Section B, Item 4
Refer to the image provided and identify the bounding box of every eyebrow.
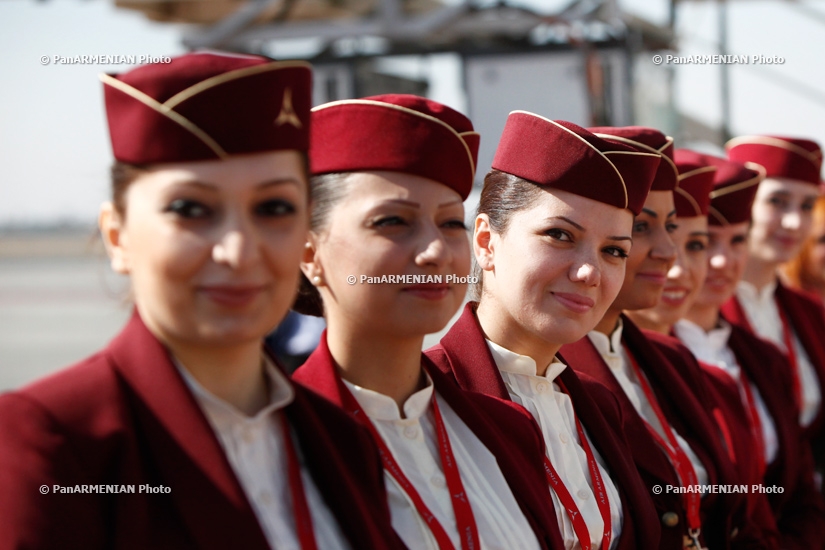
[639,208,677,219]
[171,178,303,190]
[551,216,632,242]
[690,231,710,238]
[379,198,464,209]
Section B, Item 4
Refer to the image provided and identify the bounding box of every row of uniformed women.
[2,50,825,550]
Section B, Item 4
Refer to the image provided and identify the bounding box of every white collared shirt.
[343,374,540,550]
[487,340,623,550]
[178,358,349,550]
[674,318,779,465]
[735,279,821,426]
[587,323,709,488]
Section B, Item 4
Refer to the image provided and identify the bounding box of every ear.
[300,233,323,283]
[474,214,497,271]
[99,201,130,274]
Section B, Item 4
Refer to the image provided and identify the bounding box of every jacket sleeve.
[0,393,107,550]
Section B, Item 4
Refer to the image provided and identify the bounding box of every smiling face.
[99,150,309,349]
[304,171,470,339]
[691,221,751,311]
[608,190,678,313]
[628,216,709,331]
[475,187,633,358]
[748,177,819,265]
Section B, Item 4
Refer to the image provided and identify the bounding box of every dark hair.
[472,169,545,300]
[110,162,148,217]
[292,172,352,317]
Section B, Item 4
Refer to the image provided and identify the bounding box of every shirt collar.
[176,355,294,431]
[485,339,567,382]
[588,318,624,359]
[737,278,777,305]
[342,372,434,422]
[674,318,731,356]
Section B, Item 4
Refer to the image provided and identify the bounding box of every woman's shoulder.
[1,348,127,435]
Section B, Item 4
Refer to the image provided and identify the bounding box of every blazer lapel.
[560,336,678,486]
[437,303,512,400]
[775,281,825,434]
[107,310,269,549]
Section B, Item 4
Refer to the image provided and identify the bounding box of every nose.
[212,216,260,270]
[415,223,453,268]
[667,262,684,280]
[570,251,601,287]
[782,210,802,231]
[708,250,727,270]
[651,227,677,265]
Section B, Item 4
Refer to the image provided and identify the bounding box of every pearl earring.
[312,275,323,286]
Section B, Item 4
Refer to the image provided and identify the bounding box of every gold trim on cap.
[512,112,628,208]
[100,73,228,159]
[708,167,763,199]
[674,186,703,217]
[313,99,477,180]
[708,206,730,226]
[678,165,717,182]
[725,135,823,167]
[164,60,311,109]
[593,132,679,182]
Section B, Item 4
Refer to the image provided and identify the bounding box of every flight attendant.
[560,127,765,549]
[292,95,559,550]
[724,136,825,478]
[782,195,825,304]
[426,113,663,550]
[627,150,782,546]
[0,52,400,550]
[663,151,825,549]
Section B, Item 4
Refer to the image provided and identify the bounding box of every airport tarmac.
[0,229,131,391]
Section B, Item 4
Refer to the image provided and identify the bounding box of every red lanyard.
[737,372,767,477]
[776,299,803,411]
[625,350,703,541]
[341,387,480,550]
[280,414,319,550]
[541,379,612,550]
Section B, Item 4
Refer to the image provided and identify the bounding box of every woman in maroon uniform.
[642,150,825,548]
[0,52,400,550]
[560,127,769,548]
[724,136,825,440]
[426,112,663,550]
[292,95,560,549]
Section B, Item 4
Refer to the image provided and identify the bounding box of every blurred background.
[2,0,825,390]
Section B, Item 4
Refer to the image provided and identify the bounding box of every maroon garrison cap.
[589,126,678,191]
[726,135,822,186]
[102,51,312,164]
[309,94,479,200]
[492,112,661,215]
[697,153,765,226]
[673,149,717,218]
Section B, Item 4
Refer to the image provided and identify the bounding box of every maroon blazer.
[0,311,401,550]
[424,303,661,550]
[725,323,825,549]
[293,330,562,550]
[722,280,825,440]
[561,316,768,549]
